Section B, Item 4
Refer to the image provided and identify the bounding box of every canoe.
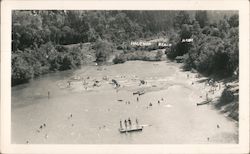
[197,99,211,106]
[119,126,143,133]
[133,90,145,95]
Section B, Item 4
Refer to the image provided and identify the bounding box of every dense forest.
[166,11,239,78]
[12,10,238,86]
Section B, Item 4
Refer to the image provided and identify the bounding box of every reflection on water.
[11,61,238,144]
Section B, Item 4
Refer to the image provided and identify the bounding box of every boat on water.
[119,126,143,133]
[133,90,145,96]
[197,99,212,106]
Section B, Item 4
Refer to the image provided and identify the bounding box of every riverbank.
[11,60,238,144]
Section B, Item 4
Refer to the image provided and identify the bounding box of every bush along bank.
[165,12,239,121]
[216,81,239,121]
[12,42,92,86]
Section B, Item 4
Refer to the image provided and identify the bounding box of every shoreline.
[12,59,239,122]
[173,61,239,122]
[11,60,238,144]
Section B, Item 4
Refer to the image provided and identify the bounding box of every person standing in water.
[124,120,127,129]
[120,120,123,129]
[48,91,50,99]
[128,118,131,127]
[67,81,71,88]
[136,118,139,127]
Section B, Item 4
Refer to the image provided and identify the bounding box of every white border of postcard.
[1,0,249,153]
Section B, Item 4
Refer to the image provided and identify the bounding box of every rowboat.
[196,99,212,106]
[119,126,143,133]
[133,90,145,95]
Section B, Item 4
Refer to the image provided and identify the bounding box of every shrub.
[12,53,33,85]
[155,50,163,61]
[113,54,127,64]
[94,39,113,63]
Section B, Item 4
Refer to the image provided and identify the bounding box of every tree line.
[167,11,238,78]
[12,10,238,85]
[12,10,177,85]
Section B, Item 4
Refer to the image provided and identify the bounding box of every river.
[11,61,238,144]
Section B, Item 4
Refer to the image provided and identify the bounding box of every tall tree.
[195,11,208,28]
[173,11,191,30]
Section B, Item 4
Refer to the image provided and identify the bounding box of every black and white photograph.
[1,0,249,153]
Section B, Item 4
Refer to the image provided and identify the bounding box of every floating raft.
[119,126,143,133]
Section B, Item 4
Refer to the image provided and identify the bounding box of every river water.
[11,61,238,144]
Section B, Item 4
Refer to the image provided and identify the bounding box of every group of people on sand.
[120,118,139,129]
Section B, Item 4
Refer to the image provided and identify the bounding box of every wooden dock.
[119,126,143,133]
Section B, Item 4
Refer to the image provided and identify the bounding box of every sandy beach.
[11,60,238,144]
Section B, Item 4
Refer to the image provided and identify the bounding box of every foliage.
[167,13,239,78]
[173,11,191,30]
[228,14,239,28]
[155,50,163,61]
[94,39,114,63]
[12,52,33,85]
[195,11,208,28]
[113,54,127,64]
[12,10,239,85]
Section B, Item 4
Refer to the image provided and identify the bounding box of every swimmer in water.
[48,91,50,99]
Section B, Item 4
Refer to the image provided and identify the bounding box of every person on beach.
[68,81,71,87]
[149,102,152,106]
[158,100,160,104]
[137,97,139,102]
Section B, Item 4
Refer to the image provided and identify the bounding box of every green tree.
[155,50,163,61]
[228,14,239,28]
[94,39,113,63]
[195,11,208,28]
[173,11,191,30]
